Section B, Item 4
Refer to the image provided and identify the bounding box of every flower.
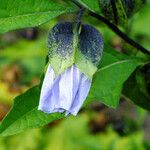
[38,64,91,116]
[38,22,103,116]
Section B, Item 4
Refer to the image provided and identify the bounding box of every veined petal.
[67,75,91,116]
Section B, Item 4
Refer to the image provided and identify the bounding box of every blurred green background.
[0,2,150,150]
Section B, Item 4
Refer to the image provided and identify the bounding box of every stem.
[75,7,84,34]
[72,0,150,55]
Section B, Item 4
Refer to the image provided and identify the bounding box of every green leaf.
[87,45,141,107]
[0,0,76,34]
[99,0,128,26]
[77,0,100,12]
[123,71,150,111]
[122,0,147,17]
[136,69,150,98]
[0,44,143,136]
[131,3,150,36]
[99,0,146,27]
[115,0,128,26]
[0,86,64,136]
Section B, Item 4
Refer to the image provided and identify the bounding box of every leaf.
[87,45,141,107]
[76,0,100,12]
[136,69,150,98]
[122,0,147,17]
[0,45,142,136]
[123,71,150,111]
[99,0,128,26]
[99,0,146,27]
[131,3,150,36]
[115,0,128,26]
[0,0,76,34]
[0,86,64,136]
[0,114,144,149]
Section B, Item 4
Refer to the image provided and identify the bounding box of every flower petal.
[38,64,91,116]
[67,75,91,116]
[52,65,81,112]
[38,64,56,112]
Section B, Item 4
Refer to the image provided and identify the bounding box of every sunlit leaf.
[87,45,141,107]
[0,0,76,33]
[0,86,64,136]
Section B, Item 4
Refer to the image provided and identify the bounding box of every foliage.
[0,114,146,150]
[0,0,149,137]
[0,0,76,33]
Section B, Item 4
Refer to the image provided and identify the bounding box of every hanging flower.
[38,22,103,116]
[38,64,91,116]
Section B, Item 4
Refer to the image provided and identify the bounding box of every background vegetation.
[0,0,150,149]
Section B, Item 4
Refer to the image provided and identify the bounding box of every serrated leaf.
[0,0,76,34]
[0,86,64,136]
[87,46,140,107]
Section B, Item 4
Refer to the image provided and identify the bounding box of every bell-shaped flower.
[38,64,91,116]
[38,22,103,116]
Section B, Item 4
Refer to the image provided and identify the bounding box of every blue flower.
[38,64,91,116]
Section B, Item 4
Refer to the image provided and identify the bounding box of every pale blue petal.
[38,64,56,112]
[67,75,91,116]
[38,64,91,116]
[51,65,81,112]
